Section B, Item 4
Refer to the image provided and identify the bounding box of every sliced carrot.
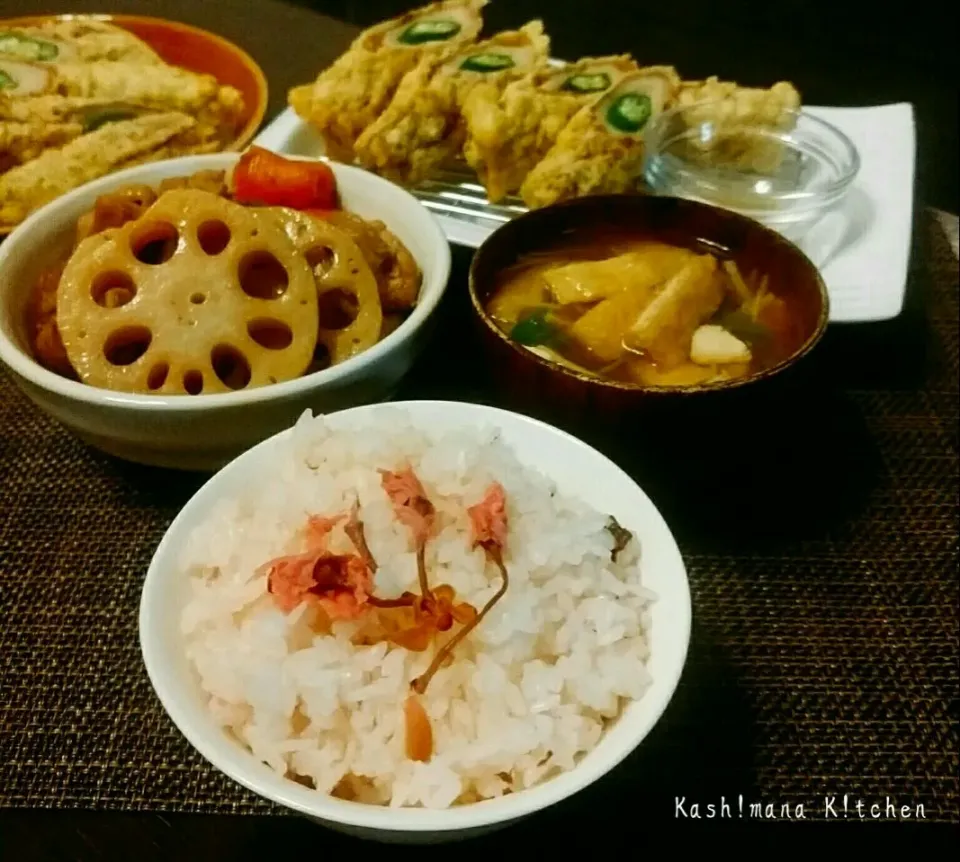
[404,694,433,762]
[232,146,338,210]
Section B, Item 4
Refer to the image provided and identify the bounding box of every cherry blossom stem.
[411,544,508,695]
[415,542,430,598]
[345,505,377,573]
[366,594,416,609]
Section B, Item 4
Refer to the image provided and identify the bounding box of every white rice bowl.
[141,401,690,838]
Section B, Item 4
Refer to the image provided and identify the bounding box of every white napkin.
[794,104,915,323]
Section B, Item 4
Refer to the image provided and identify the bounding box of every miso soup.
[485,228,804,388]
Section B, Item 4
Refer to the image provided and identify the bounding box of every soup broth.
[485,227,803,388]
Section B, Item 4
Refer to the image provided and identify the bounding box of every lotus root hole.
[247,318,293,350]
[305,245,335,277]
[306,342,331,376]
[211,344,252,390]
[146,362,169,391]
[379,254,397,276]
[197,220,231,255]
[317,288,359,330]
[130,221,179,265]
[103,326,152,366]
[183,370,204,395]
[190,292,207,305]
[91,271,137,308]
[239,251,289,299]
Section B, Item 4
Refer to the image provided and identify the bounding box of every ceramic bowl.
[0,154,451,471]
[139,399,691,842]
[468,194,829,424]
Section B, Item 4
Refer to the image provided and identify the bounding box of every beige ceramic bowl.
[0,154,451,471]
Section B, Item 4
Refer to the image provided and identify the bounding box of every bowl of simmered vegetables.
[468,193,829,420]
[0,148,450,471]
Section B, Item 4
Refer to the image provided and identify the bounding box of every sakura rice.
[180,408,657,809]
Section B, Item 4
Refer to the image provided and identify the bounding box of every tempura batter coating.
[55,61,225,112]
[0,119,83,170]
[0,112,194,227]
[354,21,550,186]
[673,77,800,127]
[0,19,162,64]
[671,78,801,173]
[49,61,244,148]
[1,94,129,124]
[288,0,487,162]
[520,66,680,209]
[112,127,223,171]
[462,54,638,203]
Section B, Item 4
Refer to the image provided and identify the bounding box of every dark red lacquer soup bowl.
[468,194,829,424]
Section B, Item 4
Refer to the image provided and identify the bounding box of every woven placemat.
[0,211,956,822]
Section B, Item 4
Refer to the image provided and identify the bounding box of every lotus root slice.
[254,207,383,370]
[55,189,319,395]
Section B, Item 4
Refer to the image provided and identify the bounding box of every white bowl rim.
[0,153,451,412]
[139,399,692,833]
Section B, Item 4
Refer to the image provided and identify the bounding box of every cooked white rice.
[180,408,656,808]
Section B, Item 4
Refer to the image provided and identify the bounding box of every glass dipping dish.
[643,102,860,243]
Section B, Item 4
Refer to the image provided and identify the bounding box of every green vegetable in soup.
[605,92,653,134]
[397,19,462,45]
[561,72,612,94]
[460,52,515,73]
[0,68,14,90]
[509,307,559,346]
[0,32,59,62]
[715,309,772,345]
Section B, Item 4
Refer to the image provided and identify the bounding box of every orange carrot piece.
[232,146,338,210]
[404,694,433,762]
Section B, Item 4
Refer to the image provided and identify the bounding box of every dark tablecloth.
[0,0,957,852]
